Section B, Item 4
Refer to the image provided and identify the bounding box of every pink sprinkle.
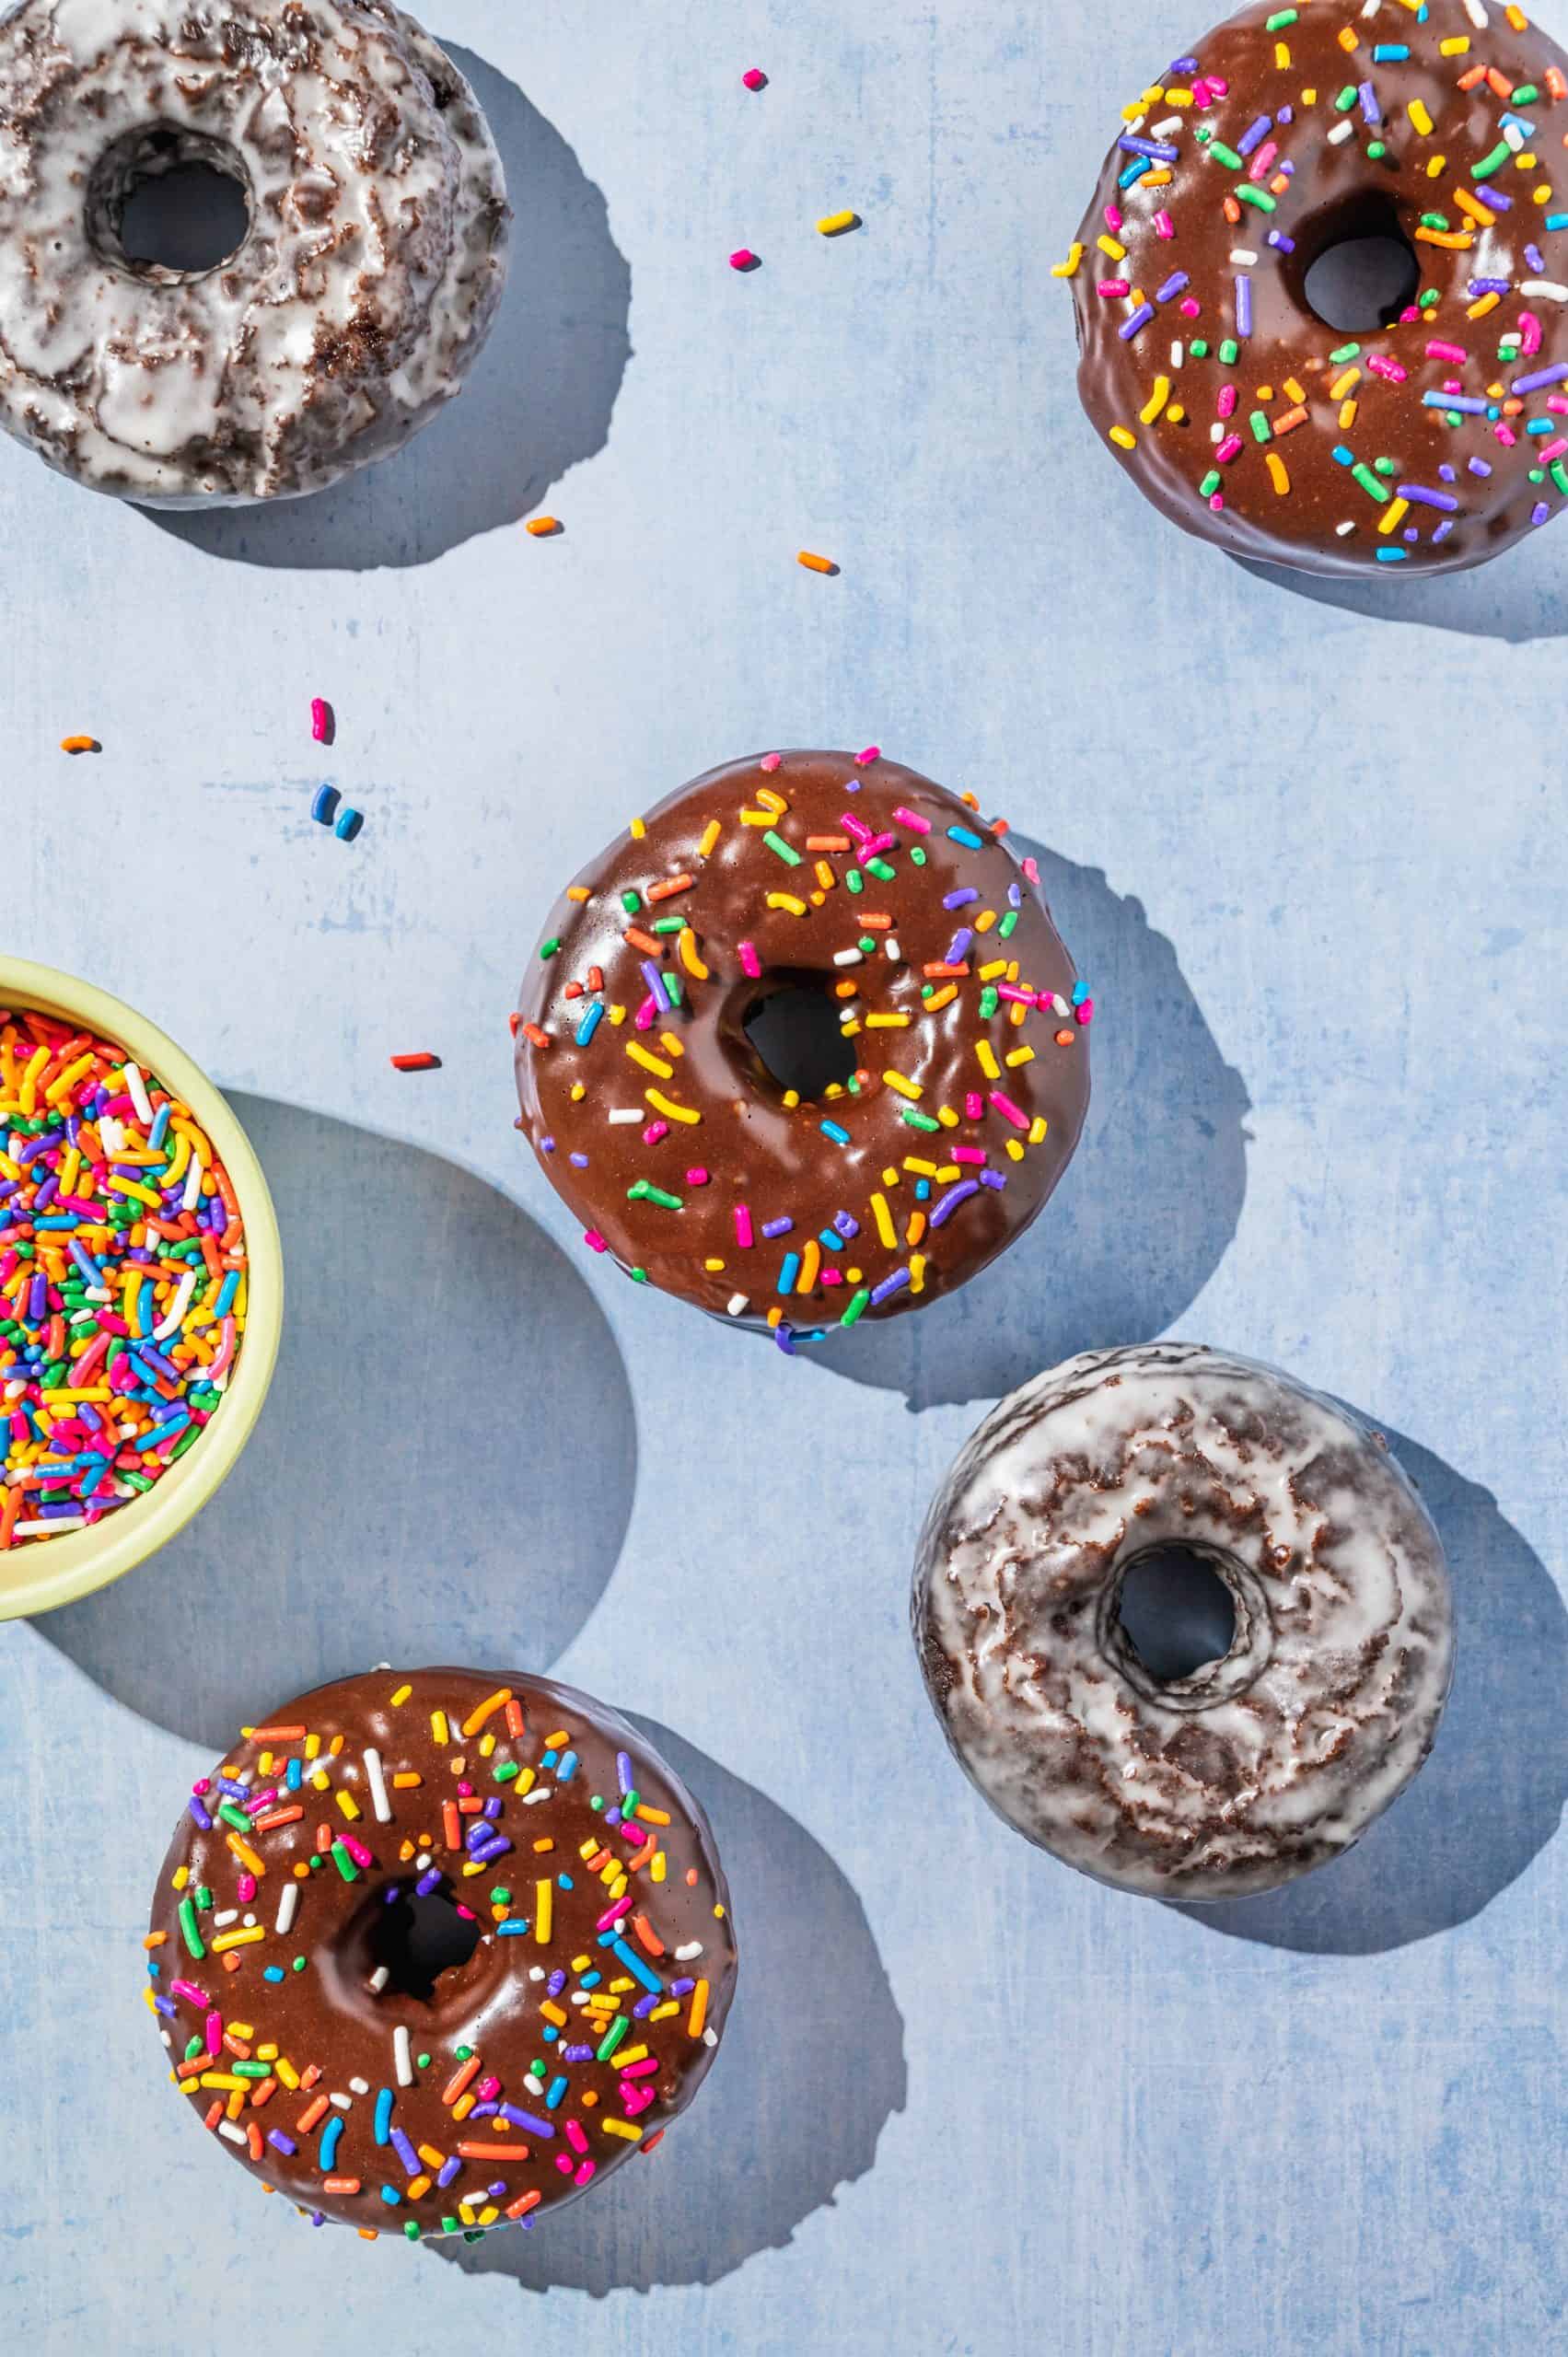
[597,1898,632,1933]
[1180,297,1202,319]
[1105,203,1123,233]
[1249,142,1277,182]
[643,1120,669,1144]
[1520,310,1544,357]
[734,1204,754,1248]
[574,2160,597,2186]
[1098,279,1132,298]
[964,1091,984,1120]
[820,1267,844,1285]
[342,1835,374,1869]
[310,696,333,745]
[1215,434,1243,465]
[621,2088,656,2117]
[1020,855,1040,884]
[759,753,782,772]
[998,984,1033,1004]
[1367,355,1406,384]
[584,1229,609,1253]
[204,2011,223,2056]
[854,745,880,764]
[1208,491,1226,512]
[1217,384,1238,420]
[742,67,767,90]
[1155,211,1175,239]
[1075,999,1095,1026]
[1541,436,1568,464]
[952,1146,988,1165]
[729,248,759,271]
[478,2075,501,2100]
[892,804,931,832]
[738,940,761,977]
[171,1980,208,2007]
[1427,341,1469,365]
[989,1091,1028,1130]
[1494,423,1518,447]
[620,2058,661,2079]
[565,2118,589,2154]
[634,995,657,1030]
[686,1166,710,1185]
[237,1873,257,1904]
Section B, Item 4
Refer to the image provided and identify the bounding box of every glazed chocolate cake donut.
[913,1344,1456,1899]
[1065,0,1568,575]
[143,1669,738,2238]
[0,0,508,503]
[514,750,1092,1347]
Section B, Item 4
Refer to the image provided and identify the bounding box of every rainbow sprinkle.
[0,1010,247,1550]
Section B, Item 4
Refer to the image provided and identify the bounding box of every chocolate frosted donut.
[913,1344,1456,1899]
[1065,0,1568,575]
[514,750,1092,1346]
[143,1669,737,2238]
[0,0,508,503]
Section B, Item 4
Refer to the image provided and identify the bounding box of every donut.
[513,749,1092,1347]
[1064,0,1568,575]
[0,0,508,504]
[912,1344,1455,1898]
[143,1668,738,2238]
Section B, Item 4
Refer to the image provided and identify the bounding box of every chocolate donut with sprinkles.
[1063,0,1568,575]
[513,750,1092,1348]
[143,1669,738,2241]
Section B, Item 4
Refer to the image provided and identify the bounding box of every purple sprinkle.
[415,1867,443,1896]
[1526,245,1547,277]
[639,959,670,1013]
[616,1750,633,1795]
[1469,457,1494,478]
[1469,277,1511,297]
[188,1796,213,1830]
[941,888,979,911]
[1155,272,1190,305]
[869,1268,912,1306]
[1531,502,1552,525]
[1236,114,1272,157]
[946,928,975,964]
[391,2127,420,2174]
[979,1168,1008,1192]
[1358,81,1380,125]
[1235,276,1252,339]
[436,2155,463,2189]
[1119,133,1179,163]
[669,1976,697,1997]
[1119,304,1155,342]
[1514,363,1568,396]
[833,1211,860,1239]
[760,1215,793,1240]
[497,2107,556,2138]
[929,1179,981,1229]
[1397,484,1458,512]
[267,2131,298,2156]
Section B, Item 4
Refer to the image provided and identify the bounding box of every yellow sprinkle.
[1005,1046,1035,1068]
[1378,496,1411,537]
[871,1191,898,1248]
[600,2118,643,2141]
[629,818,646,840]
[536,1880,553,1945]
[766,892,808,915]
[881,1070,923,1101]
[1438,37,1469,55]
[1265,451,1291,496]
[697,819,721,858]
[817,209,859,236]
[335,1791,360,1822]
[974,1040,1001,1082]
[566,885,592,902]
[625,1042,674,1077]
[209,1927,266,1954]
[645,1088,701,1124]
[1097,234,1126,261]
[864,1013,910,1028]
[1329,366,1361,400]
[1467,291,1500,319]
[389,1683,412,1706]
[1339,399,1358,430]
[1109,424,1137,451]
[431,1711,448,1746]
[1408,99,1434,136]
[1139,375,1171,426]
[677,927,709,981]
[1051,242,1086,278]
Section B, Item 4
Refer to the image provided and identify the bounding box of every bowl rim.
[0,954,284,1620]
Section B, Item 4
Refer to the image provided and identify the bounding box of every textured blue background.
[2,3,1564,2351]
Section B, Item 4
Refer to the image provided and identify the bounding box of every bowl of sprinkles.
[0,956,283,1616]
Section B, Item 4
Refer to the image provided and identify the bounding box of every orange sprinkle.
[526,517,563,537]
[796,550,837,574]
[442,2055,482,2107]
[59,735,99,754]
[645,875,694,903]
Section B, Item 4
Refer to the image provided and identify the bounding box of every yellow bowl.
[0,956,284,1620]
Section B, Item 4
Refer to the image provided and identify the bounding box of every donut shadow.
[808,843,1251,1411]
[32,1095,637,1747]
[141,46,631,570]
[1237,524,1568,644]
[1171,1424,1567,1955]
[428,1716,907,2294]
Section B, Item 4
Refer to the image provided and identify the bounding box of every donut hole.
[365,1885,483,2003]
[87,125,251,282]
[1298,195,1420,333]
[1115,1547,1237,1683]
[740,974,859,1102]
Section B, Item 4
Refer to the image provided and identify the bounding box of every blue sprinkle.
[309,784,339,826]
[374,2088,394,2145]
[333,806,364,842]
[575,1003,604,1047]
[820,1120,851,1145]
[946,825,984,849]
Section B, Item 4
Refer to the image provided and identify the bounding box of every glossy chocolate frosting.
[1068,0,1568,575]
[0,0,508,503]
[144,1669,738,2238]
[913,1344,1456,1899]
[514,750,1092,1345]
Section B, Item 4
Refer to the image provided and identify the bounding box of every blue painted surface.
[0,3,1563,2351]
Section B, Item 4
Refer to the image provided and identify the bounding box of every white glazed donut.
[912,1343,1456,1900]
[0,0,508,502]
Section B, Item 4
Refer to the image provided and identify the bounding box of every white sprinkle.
[1151,116,1182,139]
[414,1852,433,1873]
[703,2027,718,2047]
[213,1909,238,1927]
[393,2025,412,2086]
[16,1517,85,1535]
[1504,122,1525,153]
[99,1116,125,1154]
[1228,249,1259,266]
[1210,422,1226,445]
[122,1062,155,1126]
[607,1108,642,1124]
[152,1268,198,1341]
[367,1965,389,1994]
[364,1747,391,1823]
[181,1155,203,1213]
[522,1785,552,1805]
[1521,281,1568,304]
[348,2076,370,2096]
[1464,0,1487,26]
[528,1966,547,1982]
[726,1294,749,1318]
[674,1940,704,1961]
[524,2073,546,2096]
[1329,120,1354,145]
[1337,519,1356,537]
[241,1912,257,1928]
[217,2119,249,2145]
[832,947,863,966]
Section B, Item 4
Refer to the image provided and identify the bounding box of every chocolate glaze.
[514,751,1092,1343]
[1070,0,1568,575]
[0,1,508,503]
[913,1344,1456,1899]
[145,1669,737,2237]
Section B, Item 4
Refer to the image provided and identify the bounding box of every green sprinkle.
[652,915,685,935]
[629,1268,649,1283]
[1373,456,1399,477]
[494,1760,520,1784]
[233,2060,271,2079]
[1420,213,1450,232]
[627,1180,683,1211]
[979,986,999,1019]
[489,1888,511,1906]
[1552,462,1568,500]
[178,1898,204,1960]
[456,2046,474,2062]
[865,857,897,881]
[1249,410,1272,444]
[1199,469,1223,498]
[1190,337,1210,358]
[846,868,864,894]
[291,1956,307,1972]
[1219,339,1239,366]
[840,1286,871,1328]
[1352,462,1389,505]
[330,1840,358,1882]
[1330,343,1362,364]
[762,830,801,866]
[900,1107,942,1132]
[215,1803,250,1834]
[597,2014,631,2062]
[622,1790,640,1814]
[1335,86,1358,113]
[417,2053,432,2069]
[1472,142,1511,182]
[1235,185,1276,214]
[1207,141,1244,169]
[1264,7,1297,26]
[910,845,927,866]
[1513,85,1539,105]
[540,937,562,958]
[404,2223,422,2242]
[858,935,877,955]
[1366,141,1386,162]
[997,909,1019,940]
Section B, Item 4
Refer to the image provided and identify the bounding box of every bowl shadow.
[810,842,1252,1409]
[142,44,632,570]
[1170,1422,1567,1955]
[1237,524,1568,644]
[32,1094,637,1747]
[430,1716,907,2294]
